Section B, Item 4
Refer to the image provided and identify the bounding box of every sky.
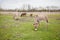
[0,0,60,9]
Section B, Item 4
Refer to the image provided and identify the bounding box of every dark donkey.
[33,15,48,31]
[21,12,26,17]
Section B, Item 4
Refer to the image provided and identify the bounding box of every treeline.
[0,9,60,12]
[0,4,60,12]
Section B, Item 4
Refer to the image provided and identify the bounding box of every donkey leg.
[45,19,48,30]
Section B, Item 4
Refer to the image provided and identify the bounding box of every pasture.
[0,12,60,40]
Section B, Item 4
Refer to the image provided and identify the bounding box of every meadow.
[0,12,60,40]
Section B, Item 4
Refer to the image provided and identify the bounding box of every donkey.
[33,15,48,31]
[21,12,26,17]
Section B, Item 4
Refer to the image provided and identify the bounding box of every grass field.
[0,13,60,40]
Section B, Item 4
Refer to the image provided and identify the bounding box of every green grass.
[0,14,60,40]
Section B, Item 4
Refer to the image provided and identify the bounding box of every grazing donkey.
[21,12,26,17]
[30,14,33,17]
[33,15,48,31]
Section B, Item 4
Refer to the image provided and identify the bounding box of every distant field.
[0,11,60,15]
[0,12,60,40]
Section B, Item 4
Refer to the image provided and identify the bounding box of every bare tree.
[27,4,31,10]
